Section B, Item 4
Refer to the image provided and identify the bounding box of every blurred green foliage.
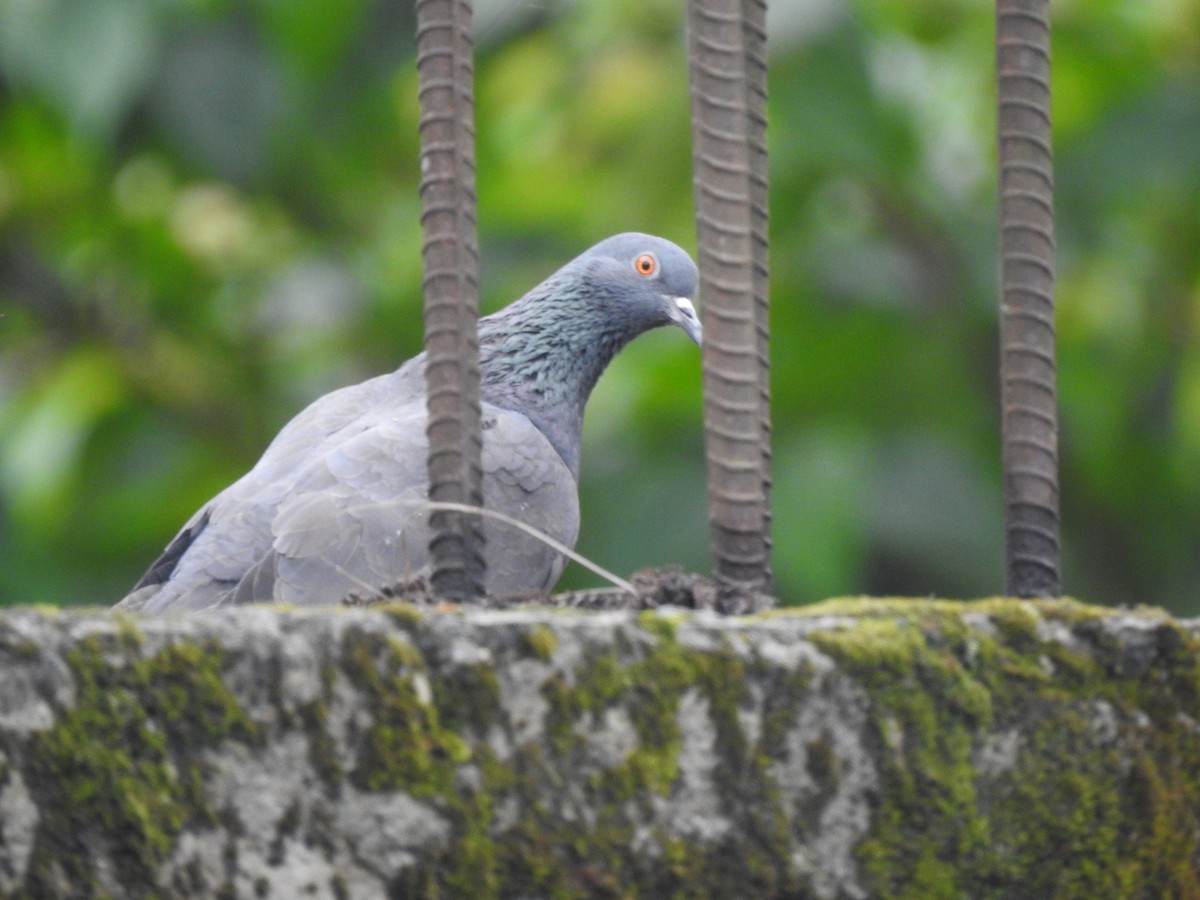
[0,0,1197,612]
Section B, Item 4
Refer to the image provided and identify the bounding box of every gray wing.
[121,384,579,611]
[260,403,579,604]
[118,366,424,611]
[477,407,580,593]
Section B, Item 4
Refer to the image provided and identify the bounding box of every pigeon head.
[573,233,702,346]
[479,232,701,476]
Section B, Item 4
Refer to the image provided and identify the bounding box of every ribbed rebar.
[687,0,773,599]
[417,0,485,600]
[997,0,1061,597]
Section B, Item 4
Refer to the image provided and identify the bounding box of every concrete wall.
[0,598,1196,898]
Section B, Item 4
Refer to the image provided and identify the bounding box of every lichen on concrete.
[800,597,1200,899]
[0,599,1193,898]
[18,627,257,896]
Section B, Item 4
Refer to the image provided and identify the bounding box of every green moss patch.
[481,616,814,897]
[806,599,1200,899]
[22,633,257,896]
[341,629,468,795]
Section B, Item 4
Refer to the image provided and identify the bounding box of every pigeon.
[117,233,701,612]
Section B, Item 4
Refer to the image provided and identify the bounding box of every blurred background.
[0,0,1197,613]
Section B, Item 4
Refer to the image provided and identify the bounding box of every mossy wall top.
[0,599,1195,899]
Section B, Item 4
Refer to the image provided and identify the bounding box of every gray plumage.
[117,233,700,612]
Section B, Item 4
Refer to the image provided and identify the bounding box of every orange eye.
[634,253,657,276]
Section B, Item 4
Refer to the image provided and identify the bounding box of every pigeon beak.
[667,296,703,346]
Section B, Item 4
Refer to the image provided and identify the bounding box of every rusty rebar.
[417,0,486,600]
[687,0,773,599]
[742,0,772,588]
[997,0,1061,597]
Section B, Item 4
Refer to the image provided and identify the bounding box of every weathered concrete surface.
[0,598,1196,898]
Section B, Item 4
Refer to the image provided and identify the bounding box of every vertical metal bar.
[687,0,773,598]
[742,0,772,589]
[417,0,486,600]
[997,0,1061,597]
